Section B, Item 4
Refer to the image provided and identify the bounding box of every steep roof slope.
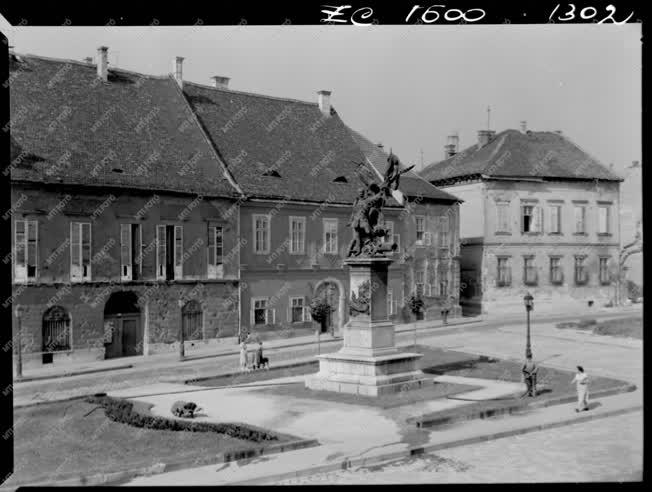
[347,126,461,203]
[182,82,392,205]
[8,53,240,197]
[420,129,622,183]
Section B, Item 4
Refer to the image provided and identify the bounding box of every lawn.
[556,316,642,339]
[6,398,299,487]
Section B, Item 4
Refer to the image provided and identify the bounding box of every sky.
[0,21,641,176]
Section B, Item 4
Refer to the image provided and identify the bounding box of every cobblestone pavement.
[274,410,643,484]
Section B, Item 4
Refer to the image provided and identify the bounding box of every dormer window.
[262,169,281,178]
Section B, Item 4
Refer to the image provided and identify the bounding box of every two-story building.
[420,123,623,314]
[9,46,463,369]
[9,50,243,368]
[181,65,463,335]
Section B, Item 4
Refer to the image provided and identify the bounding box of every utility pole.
[420,148,424,171]
[487,106,491,130]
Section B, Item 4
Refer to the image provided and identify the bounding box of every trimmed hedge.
[86,395,279,443]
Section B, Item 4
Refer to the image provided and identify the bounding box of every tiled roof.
[182,82,393,205]
[420,129,623,183]
[347,126,461,202]
[8,54,240,197]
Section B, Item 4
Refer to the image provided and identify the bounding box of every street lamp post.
[178,298,185,360]
[15,305,24,379]
[523,292,534,359]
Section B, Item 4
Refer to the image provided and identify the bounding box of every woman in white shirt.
[571,365,589,412]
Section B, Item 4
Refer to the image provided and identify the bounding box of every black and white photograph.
[0,4,643,486]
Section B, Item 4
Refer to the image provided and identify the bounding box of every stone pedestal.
[305,256,427,396]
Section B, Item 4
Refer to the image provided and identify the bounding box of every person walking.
[239,341,248,372]
[571,365,589,412]
[521,356,538,397]
[257,341,269,370]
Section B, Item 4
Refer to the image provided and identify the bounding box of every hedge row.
[86,395,279,443]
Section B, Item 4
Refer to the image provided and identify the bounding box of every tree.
[407,293,424,350]
[616,220,643,305]
[310,298,333,335]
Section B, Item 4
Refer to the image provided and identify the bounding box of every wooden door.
[121,316,143,357]
[104,317,122,359]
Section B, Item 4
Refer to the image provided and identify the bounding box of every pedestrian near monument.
[440,296,453,325]
[521,356,538,397]
[571,365,590,412]
[257,341,269,370]
[239,341,248,372]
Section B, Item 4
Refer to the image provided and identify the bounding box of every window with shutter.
[121,224,132,281]
[252,298,268,325]
[254,215,270,254]
[599,257,611,284]
[598,206,609,234]
[439,216,449,247]
[497,257,511,286]
[574,205,586,233]
[496,201,510,232]
[70,222,91,281]
[14,220,38,281]
[174,225,183,279]
[323,218,338,254]
[156,225,166,280]
[550,257,563,284]
[290,297,305,323]
[289,217,306,254]
[415,216,425,244]
[208,226,224,279]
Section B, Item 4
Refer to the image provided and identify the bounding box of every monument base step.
[305,372,430,396]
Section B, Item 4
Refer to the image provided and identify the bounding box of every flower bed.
[86,395,279,442]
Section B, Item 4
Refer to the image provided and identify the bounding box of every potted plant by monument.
[407,293,424,350]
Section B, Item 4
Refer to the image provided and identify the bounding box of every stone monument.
[305,153,428,396]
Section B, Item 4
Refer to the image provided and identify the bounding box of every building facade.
[420,125,622,314]
[8,50,243,369]
[8,47,462,369]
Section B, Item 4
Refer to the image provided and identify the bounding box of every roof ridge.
[11,52,169,80]
[183,80,320,107]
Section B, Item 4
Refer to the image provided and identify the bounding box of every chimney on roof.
[317,90,332,117]
[97,46,108,81]
[173,56,184,87]
[83,57,93,64]
[477,130,494,148]
[444,134,459,159]
[210,75,230,89]
[520,120,527,133]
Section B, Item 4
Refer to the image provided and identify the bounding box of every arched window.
[182,300,203,341]
[42,306,71,363]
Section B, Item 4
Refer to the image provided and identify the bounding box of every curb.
[182,359,319,385]
[13,358,321,408]
[12,318,482,385]
[410,382,637,428]
[14,363,134,383]
[5,437,320,489]
[234,404,642,485]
